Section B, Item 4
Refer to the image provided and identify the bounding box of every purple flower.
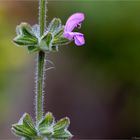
[63,13,85,46]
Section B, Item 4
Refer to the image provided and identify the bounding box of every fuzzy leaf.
[21,113,36,131]
[11,113,37,138]
[53,117,70,131]
[48,18,62,33]
[53,130,73,139]
[54,26,64,38]
[14,36,38,46]
[39,112,54,136]
[14,23,38,46]
[39,126,53,136]
[16,23,36,37]
[52,26,70,46]
[32,24,40,38]
[52,117,72,139]
[52,37,70,46]
[39,112,54,127]
[12,125,34,138]
[40,32,53,51]
[28,46,39,53]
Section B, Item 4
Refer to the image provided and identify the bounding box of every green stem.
[35,0,47,124]
[36,51,45,123]
[39,0,47,36]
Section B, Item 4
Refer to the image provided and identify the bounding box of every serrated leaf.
[53,130,73,139]
[53,117,70,131]
[48,18,62,33]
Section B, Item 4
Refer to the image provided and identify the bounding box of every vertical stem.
[39,0,47,36]
[36,51,45,123]
[35,0,47,124]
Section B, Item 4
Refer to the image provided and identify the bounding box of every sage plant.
[11,0,85,139]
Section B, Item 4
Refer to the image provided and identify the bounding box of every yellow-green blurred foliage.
[0,1,30,130]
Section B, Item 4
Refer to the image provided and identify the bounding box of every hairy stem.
[35,0,47,124]
[39,0,47,36]
[36,51,45,124]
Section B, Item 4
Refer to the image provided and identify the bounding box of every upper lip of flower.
[63,12,85,46]
[64,12,85,32]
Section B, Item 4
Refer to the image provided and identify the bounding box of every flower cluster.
[13,13,85,53]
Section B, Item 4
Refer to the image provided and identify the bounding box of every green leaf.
[11,113,37,139]
[12,125,35,138]
[14,22,38,47]
[40,32,53,51]
[42,32,53,47]
[39,112,55,136]
[53,117,70,131]
[39,126,53,136]
[48,18,62,33]
[16,23,36,37]
[14,35,38,46]
[52,37,70,46]
[52,26,70,47]
[39,112,54,127]
[54,26,64,38]
[28,46,39,53]
[51,46,58,52]
[52,117,72,139]
[22,113,36,131]
[53,130,73,139]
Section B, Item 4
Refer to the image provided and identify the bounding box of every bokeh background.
[0,0,140,139]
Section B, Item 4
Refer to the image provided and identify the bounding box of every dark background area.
[0,0,140,139]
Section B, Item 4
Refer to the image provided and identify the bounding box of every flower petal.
[64,13,85,32]
[63,32,75,40]
[74,33,85,46]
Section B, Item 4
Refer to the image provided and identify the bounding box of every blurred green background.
[0,0,140,139]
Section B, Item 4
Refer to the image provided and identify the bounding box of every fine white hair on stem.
[46,66,55,71]
[39,0,48,35]
[46,59,55,67]
[35,0,48,124]
[34,53,55,122]
[34,53,46,123]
